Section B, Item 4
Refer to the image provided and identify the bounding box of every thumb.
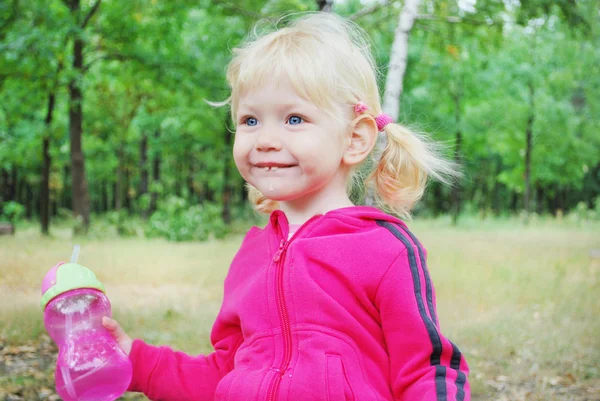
[102,316,133,356]
[102,316,122,334]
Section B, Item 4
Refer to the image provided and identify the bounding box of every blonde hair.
[225,13,459,218]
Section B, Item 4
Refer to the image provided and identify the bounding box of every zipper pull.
[273,239,287,262]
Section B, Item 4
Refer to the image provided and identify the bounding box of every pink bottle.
[41,260,132,401]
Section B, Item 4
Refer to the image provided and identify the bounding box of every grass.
[1,215,599,400]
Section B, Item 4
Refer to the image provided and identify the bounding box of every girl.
[103,12,470,401]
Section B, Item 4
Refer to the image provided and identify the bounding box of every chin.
[257,188,303,202]
[261,192,294,202]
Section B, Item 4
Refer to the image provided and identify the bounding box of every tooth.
[271,167,278,171]
[264,166,270,171]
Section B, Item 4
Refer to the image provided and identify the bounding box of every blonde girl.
[104,12,470,401]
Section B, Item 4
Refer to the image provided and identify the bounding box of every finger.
[102,316,122,335]
[102,316,115,329]
[102,316,133,356]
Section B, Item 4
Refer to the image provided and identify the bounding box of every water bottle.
[41,246,132,401]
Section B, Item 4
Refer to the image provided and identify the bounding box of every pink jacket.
[128,206,470,401]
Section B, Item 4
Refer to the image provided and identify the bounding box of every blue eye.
[288,115,303,125]
[245,117,258,126]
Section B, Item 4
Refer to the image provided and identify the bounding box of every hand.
[102,316,133,356]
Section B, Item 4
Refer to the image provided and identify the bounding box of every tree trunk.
[366,0,421,206]
[149,130,161,215]
[536,184,544,214]
[41,92,56,235]
[124,166,131,213]
[481,177,491,218]
[15,170,22,205]
[187,157,195,202]
[510,191,519,212]
[431,182,444,217]
[41,17,69,233]
[63,165,70,209]
[68,0,91,233]
[0,169,7,202]
[139,133,149,217]
[559,188,566,212]
[25,184,34,219]
[41,132,52,232]
[523,82,534,224]
[9,168,17,202]
[492,183,500,216]
[317,0,333,12]
[2,168,17,202]
[101,182,108,212]
[115,146,123,211]
[381,0,420,122]
[12,168,17,202]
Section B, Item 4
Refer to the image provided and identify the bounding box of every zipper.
[273,239,286,262]
[266,214,322,401]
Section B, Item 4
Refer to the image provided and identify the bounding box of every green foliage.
[135,193,151,213]
[566,198,600,223]
[0,201,24,223]
[146,196,227,241]
[0,0,598,233]
[105,210,142,237]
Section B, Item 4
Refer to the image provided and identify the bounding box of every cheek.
[232,139,251,178]
[305,137,345,168]
[232,137,246,163]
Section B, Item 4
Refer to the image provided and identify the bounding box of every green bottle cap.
[40,263,105,310]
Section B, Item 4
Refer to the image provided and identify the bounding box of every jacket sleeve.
[127,313,243,401]
[375,243,470,401]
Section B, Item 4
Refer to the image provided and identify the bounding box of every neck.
[279,173,354,225]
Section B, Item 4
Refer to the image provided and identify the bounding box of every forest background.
[1,0,599,234]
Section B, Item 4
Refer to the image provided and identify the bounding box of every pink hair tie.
[354,102,393,131]
[354,102,368,114]
[375,114,393,131]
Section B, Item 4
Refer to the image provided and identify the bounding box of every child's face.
[234,80,350,206]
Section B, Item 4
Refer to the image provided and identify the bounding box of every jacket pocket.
[325,354,355,401]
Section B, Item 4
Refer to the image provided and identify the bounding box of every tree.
[365,0,421,207]
[63,0,101,233]
[1,0,598,235]
[317,0,334,12]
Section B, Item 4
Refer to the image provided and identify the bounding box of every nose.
[254,126,282,152]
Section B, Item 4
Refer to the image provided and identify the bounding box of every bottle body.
[44,288,132,401]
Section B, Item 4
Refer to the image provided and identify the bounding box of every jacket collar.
[268,206,405,239]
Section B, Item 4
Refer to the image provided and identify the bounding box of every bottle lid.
[41,262,105,310]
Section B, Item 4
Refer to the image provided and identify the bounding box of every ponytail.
[366,122,461,218]
[247,183,279,214]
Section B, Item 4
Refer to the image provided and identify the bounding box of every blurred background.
[0,1,599,400]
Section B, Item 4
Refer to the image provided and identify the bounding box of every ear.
[342,115,378,167]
